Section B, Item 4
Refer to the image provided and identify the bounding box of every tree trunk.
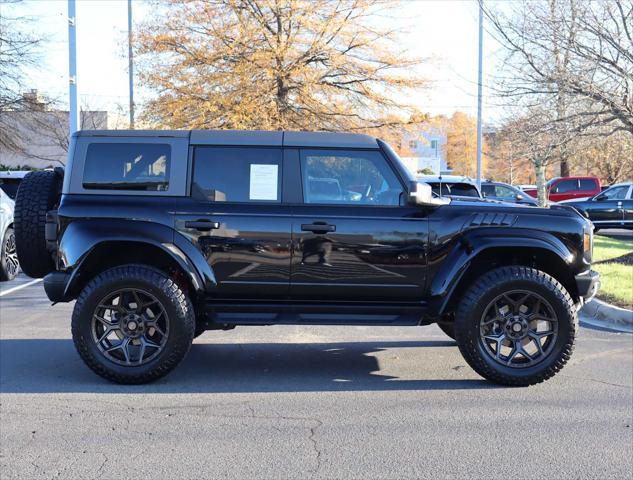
[535,159,548,206]
[560,158,570,177]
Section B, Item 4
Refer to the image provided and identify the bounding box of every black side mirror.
[595,195,607,202]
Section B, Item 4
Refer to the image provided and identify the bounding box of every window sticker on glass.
[249,164,278,200]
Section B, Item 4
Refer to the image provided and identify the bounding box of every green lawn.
[592,235,633,262]
[592,235,633,309]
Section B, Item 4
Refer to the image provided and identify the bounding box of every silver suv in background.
[482,181,538,206]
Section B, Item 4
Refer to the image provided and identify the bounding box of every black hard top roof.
[75,129,378,148]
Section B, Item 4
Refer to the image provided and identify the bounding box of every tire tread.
[454,266,577,386]
[71,265,195,384]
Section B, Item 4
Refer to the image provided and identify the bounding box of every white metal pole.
[68,0,80,135]
[475,1,484,189]
[127,0,134,129]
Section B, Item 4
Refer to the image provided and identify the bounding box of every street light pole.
[475,1,484,189]
[67,0,80,135]
[127,0,135,129]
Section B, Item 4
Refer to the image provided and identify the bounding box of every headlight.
[583,229,593,259]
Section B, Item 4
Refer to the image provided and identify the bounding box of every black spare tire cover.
[14,170,62,278]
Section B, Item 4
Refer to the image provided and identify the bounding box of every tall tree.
[484,0,633,197]
[0,1,43,151]
[135,0,427,133]
[485,0,633,136]
[443,111,487,178]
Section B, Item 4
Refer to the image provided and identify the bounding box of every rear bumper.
[43,271,71,303]
[575,270,600,304]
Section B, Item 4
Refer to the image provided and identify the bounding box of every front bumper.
[43,271,72,303]
[575,270,600,304]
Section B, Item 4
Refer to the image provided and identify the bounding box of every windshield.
[546,178,560,188]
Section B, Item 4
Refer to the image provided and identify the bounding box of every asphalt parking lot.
[1,274,632,479]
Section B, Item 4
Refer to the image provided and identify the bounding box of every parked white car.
[0,189,19,281]
[0,170,30,200]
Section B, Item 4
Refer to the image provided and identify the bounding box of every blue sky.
[11,0,502,121]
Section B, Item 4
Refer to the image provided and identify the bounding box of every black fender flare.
[58,219,216,298]
[429,228,575,316]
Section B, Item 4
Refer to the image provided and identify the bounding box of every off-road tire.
[0,227,18,281]
[14,170,62,278]
[72,265,195,384]
[437,321,455,340]
[454,266,577,386]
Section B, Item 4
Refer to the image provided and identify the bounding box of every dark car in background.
[561,182,632,230]
[482,181,538,206]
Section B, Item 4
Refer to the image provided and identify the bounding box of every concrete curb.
[579,299,633,333]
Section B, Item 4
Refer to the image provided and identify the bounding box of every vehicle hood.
[448,197,584,218]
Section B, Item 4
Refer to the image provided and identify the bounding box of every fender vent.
[468,213,517,227]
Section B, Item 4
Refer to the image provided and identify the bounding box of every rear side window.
[579,179,597,190]
[449,183,480,197]
[552,179,578,193]
[83,143,171,191]
[192,147,282,203]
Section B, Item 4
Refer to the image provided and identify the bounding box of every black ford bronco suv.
[14,130,600,385]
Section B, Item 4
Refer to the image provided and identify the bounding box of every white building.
[401,128,451,176]
[0,90,120,169]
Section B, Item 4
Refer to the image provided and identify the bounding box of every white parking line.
[0,278,43,297]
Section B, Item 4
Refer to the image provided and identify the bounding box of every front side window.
[494,185,516,198]
[599,185,629,200]
[300,150,402,206]
[481,185,496,197]
[83,143,170,191]
[192,147,282,203]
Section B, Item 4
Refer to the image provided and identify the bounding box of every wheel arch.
[65,240,203,301]
[431,231,579,317]
[58,220,209,300]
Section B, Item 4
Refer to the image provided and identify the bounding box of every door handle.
[301,223,336,233]
[617,201,623,207]
[185,220,220,231]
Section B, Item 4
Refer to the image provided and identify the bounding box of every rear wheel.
[0,227,19,281]
[72,265,195,384]
[14,170,62,278]
[454,266,576,386]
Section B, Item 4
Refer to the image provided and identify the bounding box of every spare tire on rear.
[14,170,62,278]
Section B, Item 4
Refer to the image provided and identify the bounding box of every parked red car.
[524,176,602,202]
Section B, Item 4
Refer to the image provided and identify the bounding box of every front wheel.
[72,265,195,384]
[454,266,576,386]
